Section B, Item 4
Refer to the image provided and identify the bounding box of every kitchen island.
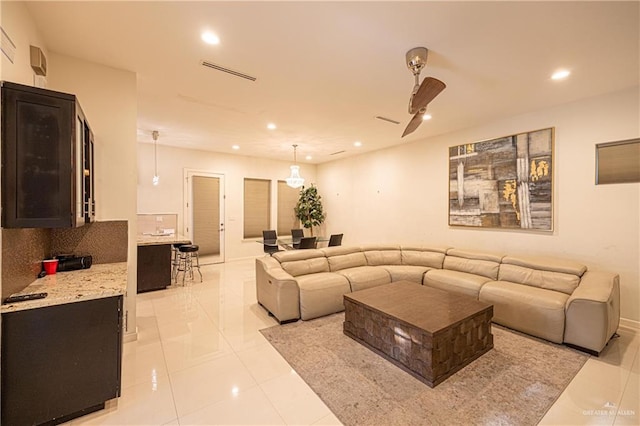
[1,262,127,425]
[137,233,190,293]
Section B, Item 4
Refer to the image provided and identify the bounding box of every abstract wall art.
[449,128,553,231]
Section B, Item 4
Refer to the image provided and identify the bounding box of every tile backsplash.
[2,228,51,298]
[2,220,128,299]
[137,213,177,236]
[51,220,128,264]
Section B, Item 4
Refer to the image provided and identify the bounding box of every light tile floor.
[69,258,638,425]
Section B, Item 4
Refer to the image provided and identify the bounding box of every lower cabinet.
[1,296,123,425]
[137,244,172,293]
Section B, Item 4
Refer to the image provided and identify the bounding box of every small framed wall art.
[449,127,553,231]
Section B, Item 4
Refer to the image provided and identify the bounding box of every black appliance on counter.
[55,254,92,272]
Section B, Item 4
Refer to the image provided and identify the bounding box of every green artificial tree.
[294,184,325,236]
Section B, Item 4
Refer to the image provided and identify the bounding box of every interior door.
[185,170,225,265]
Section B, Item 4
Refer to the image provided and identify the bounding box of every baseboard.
[619,317,640,332]
[123,329,138,343]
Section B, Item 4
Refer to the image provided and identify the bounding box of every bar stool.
[171,242,190,283]
[176,244,202,285]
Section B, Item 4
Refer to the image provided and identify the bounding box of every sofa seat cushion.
[337,266,391,292]
[380,265,430,284]
[296,273,351,321]
[423,269,491,298]
[479,281,569,343]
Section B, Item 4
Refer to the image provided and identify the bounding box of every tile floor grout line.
[612,345,639,425]
[153,283,185,425]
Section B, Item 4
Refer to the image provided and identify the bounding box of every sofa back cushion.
[323,246,367,272]
[363,245,402,266]
[443,249,502,280]
[273,249,324,263]
[281,257,330,277]
[272,249,329,277]
[401,246,447,268]
[499,256,586,295]
[501,256,587,277]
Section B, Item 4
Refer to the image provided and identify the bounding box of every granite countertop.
[1,262,127,314]
[137,233,191,246]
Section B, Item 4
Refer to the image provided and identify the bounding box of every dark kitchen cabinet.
[137,244,172,292]
[1,81,95,228]
[1,296,123,426]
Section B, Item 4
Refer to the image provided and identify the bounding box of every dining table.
[259,236,329,250]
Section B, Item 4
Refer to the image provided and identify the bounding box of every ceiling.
[25,1,639,164]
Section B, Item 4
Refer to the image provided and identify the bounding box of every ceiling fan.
[402,47,446,138]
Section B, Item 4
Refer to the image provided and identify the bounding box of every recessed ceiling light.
[201,31,220,45]
[422,114,432,121]
[551,69,570,80]
[232,145,240,150]
[267,123,277,130]
[354,141,362,147]
[305,155,312,160]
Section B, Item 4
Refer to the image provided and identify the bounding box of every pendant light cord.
[152,130,159,176]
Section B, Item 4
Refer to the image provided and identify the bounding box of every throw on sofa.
[255,245,620,355]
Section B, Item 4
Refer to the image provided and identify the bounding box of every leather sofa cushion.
[447,249,503,263]
[380,265,430,283]
[364,249,402,266]
[498,263,580,295]
[328,252,367,271]
[443,256,500,280]
[479,281,569,343]
[502,255,587,277]
[423,269,491,298]
[337,266,391,292]
[281,257,330,277]
[273,249,324,263]
[296,273,351,321]
[321,246,362,257]
[401,248,446,268]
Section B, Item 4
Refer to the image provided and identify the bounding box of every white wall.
[47,53,138,337]
[137,144,317,260]
[0,1,48,86]
[0,0,50,304]
[317,87,640,323]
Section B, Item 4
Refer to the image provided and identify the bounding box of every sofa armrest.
[564,271,620,354]
[255,258,301,323]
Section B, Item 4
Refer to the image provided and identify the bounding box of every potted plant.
[294,184,325,236]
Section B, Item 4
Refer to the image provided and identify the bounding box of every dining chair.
[291,228,304,249]
[328,233,343,247]
[298,236,317,249]
[262,230,282,255]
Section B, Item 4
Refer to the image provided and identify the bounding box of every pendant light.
[285,144,305,188]
[152,130,160,186]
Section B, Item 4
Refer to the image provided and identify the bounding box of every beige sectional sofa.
[255,245,620,354]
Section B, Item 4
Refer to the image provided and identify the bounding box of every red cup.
[43,259,59,275]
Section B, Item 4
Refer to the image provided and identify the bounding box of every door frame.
[183,169,225,264]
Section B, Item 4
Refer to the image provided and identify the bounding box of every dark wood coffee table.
[343,281,493,387]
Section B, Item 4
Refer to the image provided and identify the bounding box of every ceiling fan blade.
[409,77,446,114]
[402,111,424,137]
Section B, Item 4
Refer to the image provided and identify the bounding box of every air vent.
[375,116,400,125]
[330,150,346,156]
[200,60,257,82]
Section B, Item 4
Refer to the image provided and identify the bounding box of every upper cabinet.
[1,81,95,228]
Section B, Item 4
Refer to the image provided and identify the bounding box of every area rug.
[260,313,589,425]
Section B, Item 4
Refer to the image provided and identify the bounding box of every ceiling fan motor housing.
[406,47,428,75]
